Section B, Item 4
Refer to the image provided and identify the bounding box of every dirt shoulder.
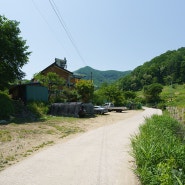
[0,110,142,171]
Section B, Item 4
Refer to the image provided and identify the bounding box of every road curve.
[0,108,162,185]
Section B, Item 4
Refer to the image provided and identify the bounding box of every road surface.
[0,108,162,185]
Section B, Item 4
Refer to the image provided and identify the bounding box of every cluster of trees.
[93,82,143,108]
[1,14,179,114]
[34,72,163,109]
[34,72,94,103]
[93,82,163,108]
[118,47,185,91]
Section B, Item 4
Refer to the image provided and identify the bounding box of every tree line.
[0,14,184,120]
[118,47,185,91]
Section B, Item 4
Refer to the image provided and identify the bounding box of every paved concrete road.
[0,108,162,185]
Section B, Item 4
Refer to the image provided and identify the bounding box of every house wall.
[41,65,72,83]
[41,65,80,87]
[26,85,48,102]
[9,84,48,103]
[71,78,81,84]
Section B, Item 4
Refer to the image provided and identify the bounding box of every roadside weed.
[131,114,185,185]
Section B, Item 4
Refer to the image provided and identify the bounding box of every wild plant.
[131,115,185,185]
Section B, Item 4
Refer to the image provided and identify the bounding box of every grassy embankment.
[132,84,185,185]
[161,84,185,107]
[131,114,185,185]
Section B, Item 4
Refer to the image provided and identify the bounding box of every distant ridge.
[74,66,131,87]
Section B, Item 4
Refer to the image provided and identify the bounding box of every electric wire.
[31,0,70,56]
[48,0,87,66]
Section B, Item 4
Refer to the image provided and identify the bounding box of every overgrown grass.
[160,84,185,107]
[27,101,49,118]
[136,83,185,108]
[131,114,185,185]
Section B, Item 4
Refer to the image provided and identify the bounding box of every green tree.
[0,15,31,90]
[75,80,94,103]
[92,83,109,105]
[34,72,65,101]
[102,84,124,106]
[124,91,136,100]
[62,87,79,102]
[144,83,163,104]
[118,47,185,90]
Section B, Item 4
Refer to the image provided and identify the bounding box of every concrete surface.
[0,108,162,185]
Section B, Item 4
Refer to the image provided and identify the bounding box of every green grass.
[22,141,54,157]
[44,122,83,138]
[131,114,185,185]
[5,155,15,161]
[32,141,54,151]
[43,116,84,137]
[45,115,78,122]
[0,130,12,142]
[160,84,185,107]
[17,129,43,138]
[136,83,185,108]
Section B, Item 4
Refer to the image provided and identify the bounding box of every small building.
[40,58,84,87]
[9,83,48,103]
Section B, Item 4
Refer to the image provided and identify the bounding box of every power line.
[31,0,70,56]
[48,0,87,66]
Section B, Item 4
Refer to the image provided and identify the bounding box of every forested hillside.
[118,47,185,91]
[74,66,131,87]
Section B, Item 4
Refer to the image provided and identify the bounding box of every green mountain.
[118,47,185,91]
[74,66,131,87]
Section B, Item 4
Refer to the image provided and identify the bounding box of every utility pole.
[91,72,93,83]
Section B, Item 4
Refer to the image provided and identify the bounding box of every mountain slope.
[74,66,131,87]
[118,47,185,91]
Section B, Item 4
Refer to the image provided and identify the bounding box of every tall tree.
[75,80,94,103]
[143,83,163,104]
[0,15,31,90]
[98,83,124,106]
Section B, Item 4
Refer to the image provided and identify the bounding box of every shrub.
[157,102,167,110]
[0,91,14,119]
[27,101,49,118]
[131,115,185,185]
[143,83,163,104]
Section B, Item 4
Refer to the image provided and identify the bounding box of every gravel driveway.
[0,108,162,185]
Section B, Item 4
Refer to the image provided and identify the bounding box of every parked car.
[103,102,127,112]
[94,106,108,115]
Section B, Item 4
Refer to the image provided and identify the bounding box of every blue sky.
[1,0,185,79]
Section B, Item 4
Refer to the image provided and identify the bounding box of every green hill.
[118,47,185,91]
[74,66,131,88]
